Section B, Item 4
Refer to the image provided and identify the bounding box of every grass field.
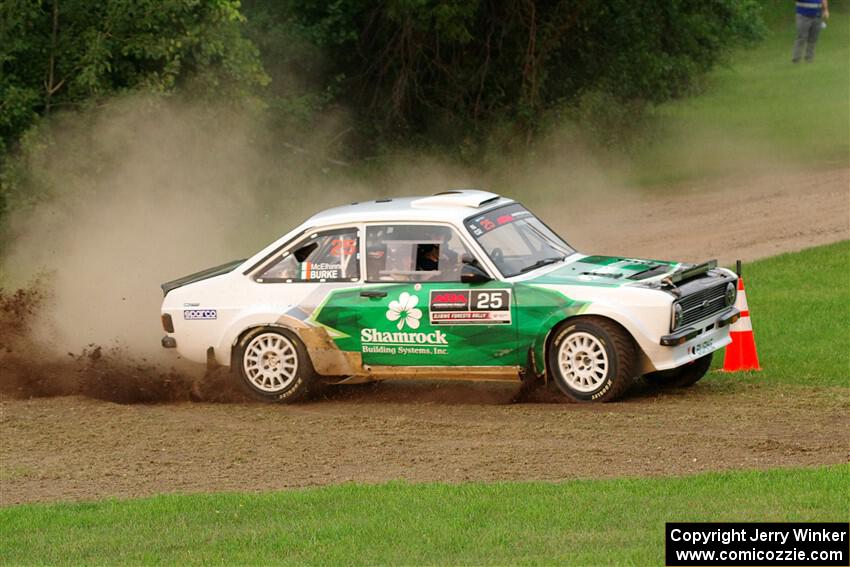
[630,0,849,186]
[1,3,846,563]
[1,466,847,565]
[1,243,848,565]
[710,240,850,386]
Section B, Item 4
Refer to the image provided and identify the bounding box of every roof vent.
[411,189,501,209]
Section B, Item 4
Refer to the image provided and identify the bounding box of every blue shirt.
[796,1,822,17]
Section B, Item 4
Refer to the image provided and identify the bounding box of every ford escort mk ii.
[160,190,740,402]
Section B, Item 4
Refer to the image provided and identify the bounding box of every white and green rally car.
[160,190,740,402]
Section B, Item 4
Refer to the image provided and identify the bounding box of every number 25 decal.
[476,292,503,310]
[331,239,357,256]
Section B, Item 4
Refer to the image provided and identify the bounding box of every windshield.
[465,203,574,277]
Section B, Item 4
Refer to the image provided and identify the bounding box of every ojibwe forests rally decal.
[429,289,511,325]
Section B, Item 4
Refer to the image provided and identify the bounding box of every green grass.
[630,0,850,186]
[0,246,846,565]
[1,466,847,566]
[711,240,850,386]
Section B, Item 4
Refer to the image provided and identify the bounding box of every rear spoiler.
[161,258,246,297]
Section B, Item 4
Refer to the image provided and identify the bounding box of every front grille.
[677,282,728,328]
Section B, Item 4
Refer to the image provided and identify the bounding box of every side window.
[365,225,474,282]
[256,228,360,283]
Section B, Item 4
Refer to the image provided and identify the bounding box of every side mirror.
[461,263,491,284]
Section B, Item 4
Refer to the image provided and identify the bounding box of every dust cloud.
[0,96,375,362]
[0,94,630,365]
[0,93,631,401]
[1,93,840,403]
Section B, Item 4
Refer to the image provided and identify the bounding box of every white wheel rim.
[557,331,609,393]
[243,332,299,393]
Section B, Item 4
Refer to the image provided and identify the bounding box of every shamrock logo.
[386,292,422,330]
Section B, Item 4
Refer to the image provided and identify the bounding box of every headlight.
[672,303,683,330]
[725,282,737,307]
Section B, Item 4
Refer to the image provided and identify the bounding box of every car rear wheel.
[547,317,636,402]
[234,328,315,402]
[644,352,713,388]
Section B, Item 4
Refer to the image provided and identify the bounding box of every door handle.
[360,290,388,298]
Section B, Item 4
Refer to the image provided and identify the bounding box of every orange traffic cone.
[722,276,761,371]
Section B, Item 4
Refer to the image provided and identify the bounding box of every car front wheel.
[547,317,636,402]
[234,328,315,402]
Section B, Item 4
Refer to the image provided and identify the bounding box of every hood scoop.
[627,264,669,280]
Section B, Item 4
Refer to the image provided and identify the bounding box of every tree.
[269,0,764,148]
[0,0,268,155]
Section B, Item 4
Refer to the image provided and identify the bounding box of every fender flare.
[219,308,362,376]
[530,303,653,376]
[213,306,303,365]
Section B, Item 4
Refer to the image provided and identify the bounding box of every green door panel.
[312,282,520,367]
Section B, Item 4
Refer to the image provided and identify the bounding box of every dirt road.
[1,380,847,505]
[1,168,848,506]
[564,168,849,264]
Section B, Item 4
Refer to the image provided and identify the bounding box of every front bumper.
[648,321,733,372]
[660,307,740,346]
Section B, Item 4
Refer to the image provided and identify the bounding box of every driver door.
[357,223,519,367]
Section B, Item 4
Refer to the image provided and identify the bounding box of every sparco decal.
[184,309,217,320]
[429,289,511,325]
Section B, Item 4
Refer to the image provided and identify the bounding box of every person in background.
[793,0,829,63]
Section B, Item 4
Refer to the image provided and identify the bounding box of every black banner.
[666,523,849,566]
[429,289,511,325]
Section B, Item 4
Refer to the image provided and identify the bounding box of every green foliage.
[0,0,268,154]
[1,466,846,564]
[276,0,765,150]
[0,0,769,169]
[0,0,772,225]
[240,0,341,132]
[0,0,269,224]
[570,90,656,150]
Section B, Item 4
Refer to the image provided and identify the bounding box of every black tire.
[232,327,316,402]
[644,353,713,388]
[547,317,637,402]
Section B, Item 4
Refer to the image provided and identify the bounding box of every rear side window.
[256,228,360,283]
